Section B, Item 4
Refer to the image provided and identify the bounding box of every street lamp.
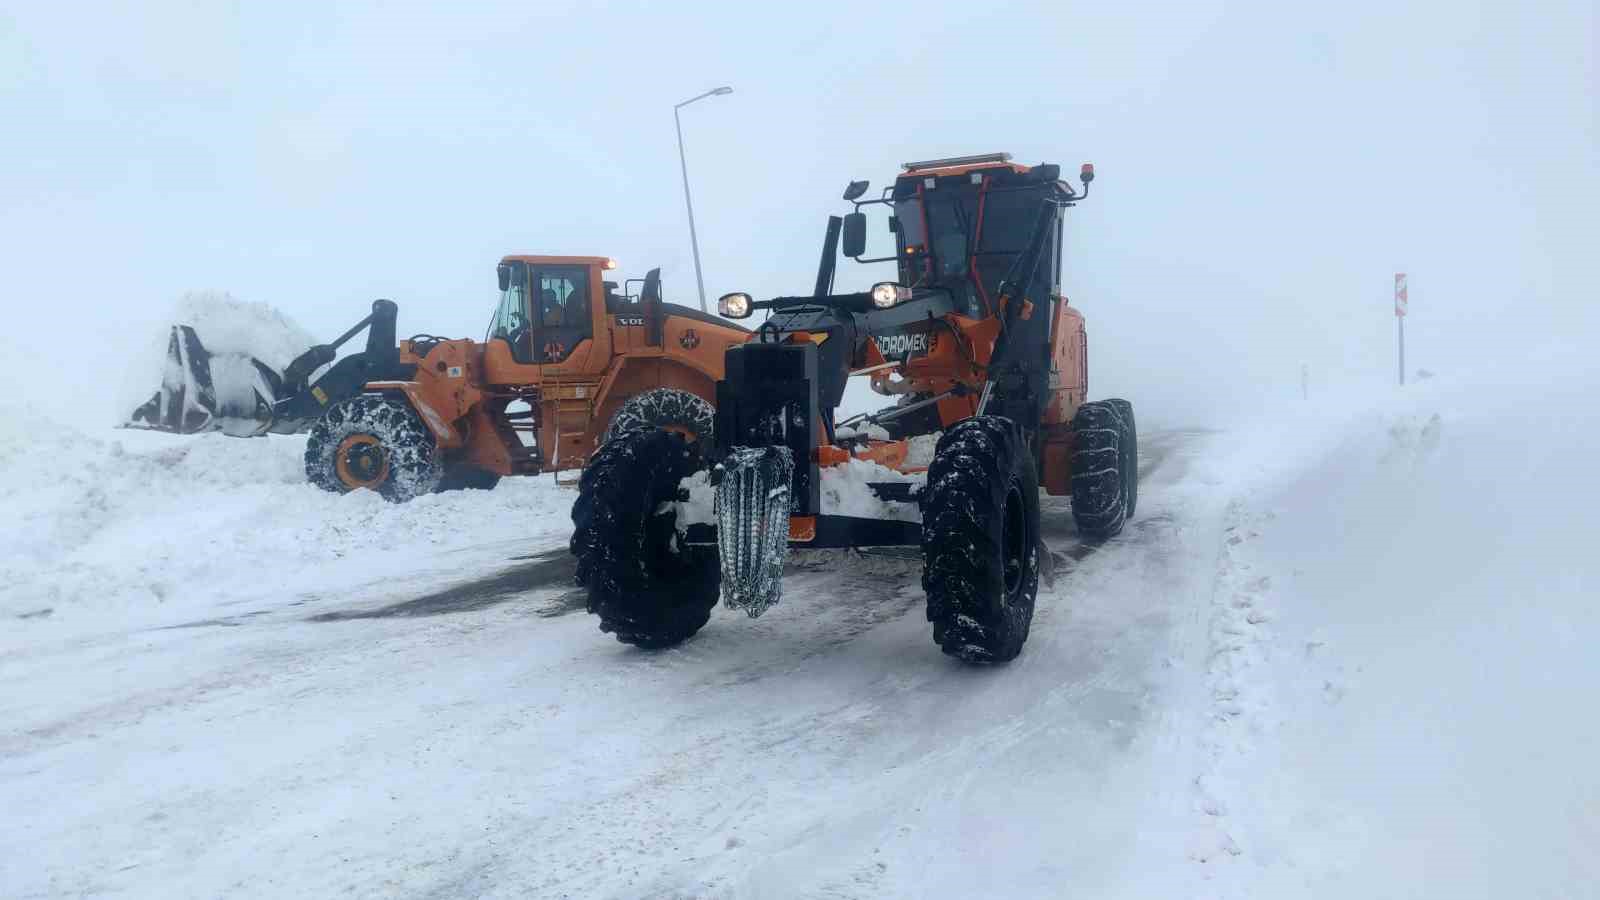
[674,86,732,312]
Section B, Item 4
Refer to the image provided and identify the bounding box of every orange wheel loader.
[128,258,750,500]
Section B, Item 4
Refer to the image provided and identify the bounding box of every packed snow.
[3,351,1597,898]
[902,430,941,468]
[0,414,575,631]
[166,291,321,371]
[818,456,922,520]
[675,455,923,527]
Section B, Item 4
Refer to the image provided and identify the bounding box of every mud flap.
[127,326,285,436]
[715,446,794,618]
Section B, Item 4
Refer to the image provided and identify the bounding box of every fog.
[2,0,1594,427]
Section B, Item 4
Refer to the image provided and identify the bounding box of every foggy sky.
[2,0,1594,427]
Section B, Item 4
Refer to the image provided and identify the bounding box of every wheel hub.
[335,435,390,489]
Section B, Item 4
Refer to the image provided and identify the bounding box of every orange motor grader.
[571,154,1138,663]
[128,257,749,500]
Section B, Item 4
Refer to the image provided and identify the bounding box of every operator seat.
[540,288,564,326]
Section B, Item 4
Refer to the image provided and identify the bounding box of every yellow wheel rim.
[334,434,390,489]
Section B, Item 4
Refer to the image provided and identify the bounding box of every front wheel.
[570,428,720,648]
[920,416,1041,663]
[304,394,441,502]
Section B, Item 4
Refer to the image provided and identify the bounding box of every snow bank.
[1184,347,1600,897]
[0,411,575,629]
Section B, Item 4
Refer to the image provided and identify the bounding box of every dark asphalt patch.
[308,549,576,622]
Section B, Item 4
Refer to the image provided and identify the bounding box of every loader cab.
[485,256,615,379]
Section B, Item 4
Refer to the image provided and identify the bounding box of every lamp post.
[674,86,732,312]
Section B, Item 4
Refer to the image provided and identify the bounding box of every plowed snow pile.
[115,291,328,425]
[1179,347,1599,897]
[0,410,573,630]
[166,291,323,371]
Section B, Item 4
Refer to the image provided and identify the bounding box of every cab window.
[487,263,533,363]
[530,264,592,363]
[535,267,590,328]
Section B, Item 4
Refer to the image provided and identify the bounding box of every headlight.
[718,292,753,318]
[871,282,910,309]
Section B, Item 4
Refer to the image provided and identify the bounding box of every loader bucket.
[126,325,285,437]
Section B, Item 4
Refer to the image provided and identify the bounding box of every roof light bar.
[902,152,1012,171]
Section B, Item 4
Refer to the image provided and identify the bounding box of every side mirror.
[497,264,511,292]
[717,292,754,319]
[841,212,867,258]
[842,180,870,201]
[887,215,900,234]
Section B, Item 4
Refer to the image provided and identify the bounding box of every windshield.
[894,197,927,251]
[973,186,1050,302]
[925,192,975,283]
[976,188,1039,256]
[487,262,529,349]
[881,179,1057,316]
[890,186,982,315]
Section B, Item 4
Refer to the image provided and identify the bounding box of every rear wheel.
[1070,400,1136,539]
[1106,398,1137,518]
[602,388,714,446]
[305,394,441,502]
[571,428,720,649]
[920,416,1041,663]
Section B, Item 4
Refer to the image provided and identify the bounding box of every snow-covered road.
[4,429,1248,898]
[5,362,1597,898]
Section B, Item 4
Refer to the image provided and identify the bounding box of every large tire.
[920,416,1042,663]
[1106,398,1137,518]
[1069,400,1135,539]
[437,466,501,492]
[571,428,720,648]
[305,394,441,502]
[602,387,714,446]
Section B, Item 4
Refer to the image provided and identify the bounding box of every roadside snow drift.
[1188,358,1600,897]
[0,411,574,631]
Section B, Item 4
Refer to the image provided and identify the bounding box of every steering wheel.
[505,311,528,347]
